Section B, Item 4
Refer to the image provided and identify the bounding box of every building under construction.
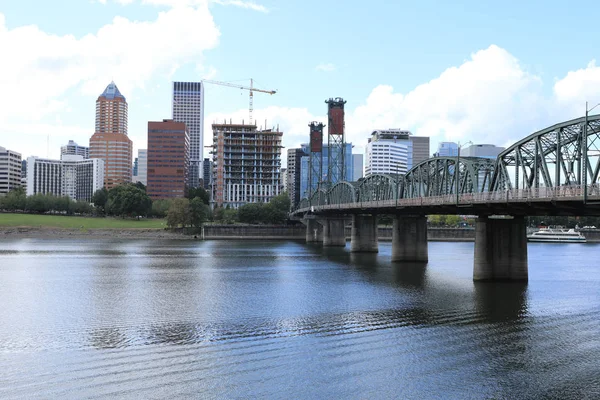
[211,122,283,209]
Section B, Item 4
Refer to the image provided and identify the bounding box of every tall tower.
[89,81,133,190]
[308,122,324,197]
[172,82,204,188]
[325,97,346,186]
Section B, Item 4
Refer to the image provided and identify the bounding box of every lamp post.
[456,141,472,205]
[584,102,600,204]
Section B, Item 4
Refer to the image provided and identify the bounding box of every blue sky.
[1,0,600,165]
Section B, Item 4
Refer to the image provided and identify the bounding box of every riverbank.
[3,225,599,242]
[0,227,190,240]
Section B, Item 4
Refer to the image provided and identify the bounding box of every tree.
[189,197,210,228]
[134,182,147,192]
[0,186,26,211]
[151,199,172,218]
[186,187,210,205]
[166,198,190,228]
[92,188,108,214]
[445,215,462,227]
[106,184,152,218]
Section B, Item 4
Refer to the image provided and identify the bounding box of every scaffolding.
[211,122,283,208]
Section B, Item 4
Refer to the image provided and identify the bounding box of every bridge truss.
[293,114,600,214]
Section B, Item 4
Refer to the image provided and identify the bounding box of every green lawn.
[0,213,166,229]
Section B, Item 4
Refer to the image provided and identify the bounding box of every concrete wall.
[202,225,305,240]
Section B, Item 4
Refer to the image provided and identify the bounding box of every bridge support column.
[305,219,323,243]
[350,214,378,253]
[473,216,528,281]
[323,217,346,247]
[391,215,428,262]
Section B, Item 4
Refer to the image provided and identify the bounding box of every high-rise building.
[0,146,22,195]
[411,136,430,165]
[212,122,282,209]
[202,158,212,190]
[89,81,133,190]
[61,140,89,160]
[21,159,27,186]
[281,167,287,193]
[352,154,364,181]
[365,131,410,176]
[147,120,189,199]
[364,130,430,176]
[26,155,104,201]
[134,149,148,186]
[434,142,458,157]
[300,143,354,198]
[461,144,504,159]
[132,157,139,178]
[172,81,204,188]
[286,146,308,208]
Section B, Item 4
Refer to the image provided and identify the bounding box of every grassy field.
[0,213,166,229]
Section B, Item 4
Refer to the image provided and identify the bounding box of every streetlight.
[456,141,473,205]
[584,101,600,204]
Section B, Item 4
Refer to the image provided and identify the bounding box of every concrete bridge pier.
[391,215,428,262]
[322,217,347,247]
[305,218,323,243]
[350,214,378,253]
[473,216,528,281]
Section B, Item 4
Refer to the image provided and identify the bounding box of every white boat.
[527,226,586,243]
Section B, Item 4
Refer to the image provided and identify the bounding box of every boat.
[527,226,586,243]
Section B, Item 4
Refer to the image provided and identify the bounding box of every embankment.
[4,225,599,242]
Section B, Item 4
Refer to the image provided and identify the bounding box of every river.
[0,239,599,399]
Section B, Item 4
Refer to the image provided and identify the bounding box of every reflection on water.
[0,239,599,399]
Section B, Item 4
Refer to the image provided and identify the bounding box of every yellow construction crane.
[202,79,276,126]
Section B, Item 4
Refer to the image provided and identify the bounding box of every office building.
[212,122,282,208]
[461,144,504,159]
[172,81,204,188]
[26,155,104,201]
[281,167,287,193]
[89,81,133,190]
[364,129,430,176]
[0,146,22,195]
[352,153,364,180]
[61,140,89,160]
[133,149,147,186]
[202,158,212,190]
[21,159,27,186]
[300,143,354,198]
[287,146,309,208]
[147,120,189,199]
[411,136,430,165]
[132,157,138,178]
[434,142,458,157]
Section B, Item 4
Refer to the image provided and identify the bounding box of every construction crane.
[202,79,276,126]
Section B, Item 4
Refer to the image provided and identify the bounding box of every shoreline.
[2,227,599,243]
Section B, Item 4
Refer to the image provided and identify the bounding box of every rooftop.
[99,81,126,101]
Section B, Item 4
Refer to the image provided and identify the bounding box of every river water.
[0,239,599,399]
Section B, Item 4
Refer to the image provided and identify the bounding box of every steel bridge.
[292,114,600,282]
[293,114,600,217]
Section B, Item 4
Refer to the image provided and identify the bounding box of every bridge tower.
[307,122,324,198]
[325,97,347,187]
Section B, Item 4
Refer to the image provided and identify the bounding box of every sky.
[1,0,600,168]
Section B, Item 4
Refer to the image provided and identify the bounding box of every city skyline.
[1,1,600,166]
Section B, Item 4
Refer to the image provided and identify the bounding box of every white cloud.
[207,45,599,168]
[106,0,269,12]
[0,6,219,157]
[315,63,336,72]
[211,0,268,12]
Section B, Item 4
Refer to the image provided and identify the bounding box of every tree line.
[0,184,291,227]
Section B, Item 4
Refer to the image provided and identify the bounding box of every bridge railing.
[293,184,599,214]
